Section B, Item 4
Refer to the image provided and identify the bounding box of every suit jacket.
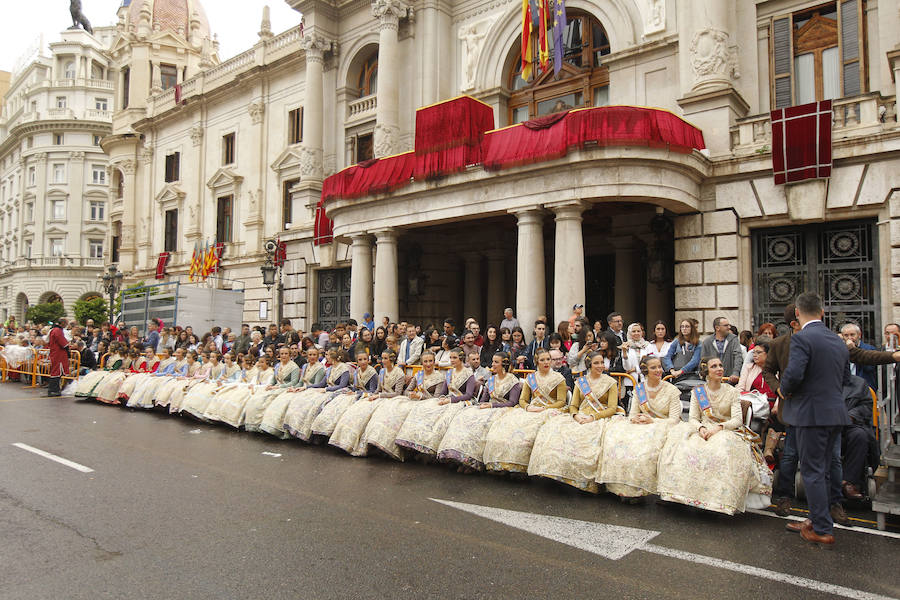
[850,342,878,391]
[779,321,851,427]
[398,336,424,366]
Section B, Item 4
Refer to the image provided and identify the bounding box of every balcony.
[347,95,377,122]
[47,107,74,119]
[85,109,112,121]
[730,93,899,157]
[51,78,114,90]
[0,256,106,275]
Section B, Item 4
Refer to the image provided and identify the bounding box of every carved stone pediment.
[270,147,302,173]
[156,182,186,206]
[206,167,244,192]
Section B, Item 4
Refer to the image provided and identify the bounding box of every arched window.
[507,12,611,124]
[357,51,378,98]
[64,61,76,79]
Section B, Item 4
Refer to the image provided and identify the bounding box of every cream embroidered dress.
[396,367,473,456]
[168,363,214,414]
[282,362,349,441]
[181,363,228,419]
[657,383,770,515]
[127,359,185,409]
[218,368,276,428]
[155,362,200,410]
[483,370,566,473]
[262,361,327,439]
[311,366,377,438]
[437,373,519,469]
[202,367,255,422]
[529,373,618,492]
[598,379,681,497]
[360,369,445,460]
[329,366,405,456]
[242,360,300,432]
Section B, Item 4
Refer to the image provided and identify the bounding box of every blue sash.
[576,375,591,397]
[526,372,538,392]
[378,369,385,389]
[486,375,496,394]
[445,369,452,388]
[415,370,424,390]
[635,382,649,407]
[695,385,712,415]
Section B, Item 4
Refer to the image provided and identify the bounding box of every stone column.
[350,234,374,323]
[372,0,408,157]
[512,209,546,339]
[484,249,506,327]
[118,158,138,272]
[67,152,85,255]
[680,0,735,94]
[420,0,439,105]
[461,251,482,324]
[550,201,587,326]
[373,228,399,323]
[299,33,332,182]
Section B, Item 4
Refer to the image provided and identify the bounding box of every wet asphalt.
[0,386,897,600]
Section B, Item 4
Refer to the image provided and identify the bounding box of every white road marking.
[746,508,900,540]
[12,443,94,473]
[188,429,203,434]
[432,499,897,600]
[261,451,282,457]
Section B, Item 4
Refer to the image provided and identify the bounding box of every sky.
[0,0,302,73]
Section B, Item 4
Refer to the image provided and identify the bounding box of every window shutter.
[772,16,793,109]
[839,0,864,97]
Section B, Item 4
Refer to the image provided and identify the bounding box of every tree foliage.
[26,302,65,325]
[74,296,109,325]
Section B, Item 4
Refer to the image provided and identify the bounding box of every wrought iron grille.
[752,220,880,342]
[317,268,351,331]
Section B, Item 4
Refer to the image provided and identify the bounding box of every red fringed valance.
[414,95,495,179]
[566,106,705,153]
[482,114,569,171]
[322,152,415,202]
[771,100,832,185]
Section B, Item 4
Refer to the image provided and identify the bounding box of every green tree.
[73,296,109,325]
[26,302,65,325]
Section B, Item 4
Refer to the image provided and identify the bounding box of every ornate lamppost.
[261,239,284,325]
[100,264,124,324]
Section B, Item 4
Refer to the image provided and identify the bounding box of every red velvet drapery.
[771,100,832,185]
[413,96,495,179]
[482,114,569,171]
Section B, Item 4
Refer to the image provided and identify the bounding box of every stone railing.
[52,78,114,90]
[148,25,304,115]
[1,256,106,272]
[85,109,112,121]
[730,93,899,156]
[47,107,74,119]
[348,95,377,119]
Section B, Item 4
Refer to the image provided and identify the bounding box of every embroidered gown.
[329,366,405,457]
[483,370,567,473]
[395,367,474,456]
[528,373,619,492]
[155,362,201,410]
[181,363,229,419]
[310,366,378,438]
[598,379,681,497]
[126,358,186,409]
[168,363,215,414]
[242,360,300,432]
[261,361,327,439]
[436,373,521,470]
[74,354,124,399]
[217,368,276,428]
[281,362,351,441]
[657,383,771,515]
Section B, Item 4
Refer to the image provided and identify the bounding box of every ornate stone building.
[108,0,899,340]
[0,28,117,321]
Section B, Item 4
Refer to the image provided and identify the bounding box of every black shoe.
[830,503,850,526]
[774,496,792,517]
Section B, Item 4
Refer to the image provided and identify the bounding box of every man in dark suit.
[779,292,851,545]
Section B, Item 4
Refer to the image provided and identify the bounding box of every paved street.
[0,386,897,600]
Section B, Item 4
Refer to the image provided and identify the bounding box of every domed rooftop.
[125,0,211,41]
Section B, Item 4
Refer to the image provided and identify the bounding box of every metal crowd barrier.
[0,348,39,386]
[1,349,82,388]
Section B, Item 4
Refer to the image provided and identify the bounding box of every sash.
[415,369,425,391]
[354,370,360,388]
[445,369,452,390]
[378,370,385,388]
[576,375,591,397]
[486,375,496,394]
[635,382,649,407]
[695,385,714,418]
[526,372,538,392]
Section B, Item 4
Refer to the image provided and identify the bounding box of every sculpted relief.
[459,20,489,91]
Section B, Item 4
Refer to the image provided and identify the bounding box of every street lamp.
[260,260,277,288]
[100,264,125,324]
[261,239,284,324]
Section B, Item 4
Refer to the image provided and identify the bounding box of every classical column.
[118,158,138,272]
[420,0,438,105]
[550,201,587,326]
[373,229,399,323]
[299,33,332,182]
[461,251,482,324]
[67,152,86,256]
[484,249,506,327]
[680,0,735,94]
[350,234,374,323]
[512,209,546,339]
[372,0,408,157]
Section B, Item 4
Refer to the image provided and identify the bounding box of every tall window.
[353,133,374,164]
[357,51,378,98]
[160,64,178,90]
[28,167,35,186]
[24,240,32,259]
[64,61,75,79]
[51,199,66,220]
[122,67,130,109]
[111,222,121,263]
[164,152,180,182]
[56,96,67,109]
[50,238,64,257]
[95,97,108,110]
[89,239,104,259]
[222,133,235,165]
[507,12,611,124]
[770,0,865,109]
[114,170,124,199]
[288,108,303,144]
[25,202,33,222]
[52,164,66,184]
[164,209,178,252]
[93,135,102,146]
[283,178,299,229]
[216,196,233,242]
[92,165,106,185]
[53,133,64,145]
[89,201,105,221]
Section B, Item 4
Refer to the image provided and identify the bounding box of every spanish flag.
[537,0,549,72]
[520,0,533,81]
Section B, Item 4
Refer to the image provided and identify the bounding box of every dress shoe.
[842,481,864,500]
[786,518,810,532]
[800,521,835,545]
[830,503,850,526]
[774,496,792,517]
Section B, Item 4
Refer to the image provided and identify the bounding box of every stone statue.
[70,0,94,34]
[459,22,487,90]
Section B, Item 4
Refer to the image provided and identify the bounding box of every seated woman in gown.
[329,349,405,456]
[281,347,353,441]
[657,357,771,515]
[310,349,378,439]
[437,351,522,472]
[396,348,477,457]
[75,341,126,399]
[191,353,242,419]
[155,351,201,411]
[126,348,185,409]
[180,352,230,419]
[598,355,682,499]
[483,348,567,474]
[260,347,326,439]
[359,351,445,460]
[529,351,619,492]
[243,348,300,432]
[203,353,256,422]
[218,356,277,429]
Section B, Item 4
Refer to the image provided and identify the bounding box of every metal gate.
[752,220,880,341]
[317,268,351,330]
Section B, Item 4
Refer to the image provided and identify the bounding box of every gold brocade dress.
[528,373,619,492]
[483,370,567,473]
[598,380,682,497]
[262,362,328,439]
[218,368,276,428]
[310,366,377,438]
[396,367,474,456]
[282,362,350,441]
[242,360,300,432]
[181,363,228,419]
[329,366,405,456]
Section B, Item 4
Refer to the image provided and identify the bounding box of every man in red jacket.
[47,319,70,397]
